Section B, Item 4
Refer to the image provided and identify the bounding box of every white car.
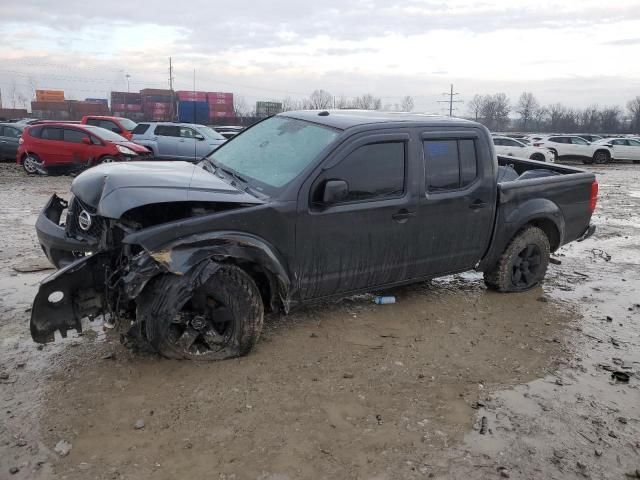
[533,135,612,164]
[592,138,640,164]
[492,136,555,162]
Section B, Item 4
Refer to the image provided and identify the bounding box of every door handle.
[392,209,416,223]
[0,140,6,144]
[469,200,488,210]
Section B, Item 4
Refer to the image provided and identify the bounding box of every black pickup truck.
[30,111,597,360]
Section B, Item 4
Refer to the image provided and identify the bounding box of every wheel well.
[594,149,610,157]
[527,218,560,251]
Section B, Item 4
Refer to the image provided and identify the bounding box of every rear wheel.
[593,150,610,164]
[139,264,264,361]
[484,226,550,292]
[530,153,546,162]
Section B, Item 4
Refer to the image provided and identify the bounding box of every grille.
[66,196,106,241]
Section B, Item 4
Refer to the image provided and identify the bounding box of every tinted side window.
[4,127,21,138]
[99,120,119,131]
[29,126,43,138]
[459,139,478,187]
[493,138,504,146]
[132,123,150,135]
[154,125,180,137]
[85,118,101,127]
[41,127,63,141]
[63,129,89,143]
[424,139,479,191]
[321,142,405,203]
[572,137,588,145]
[425,140,459,191]
[179,127,196,138]
[611,139,626,146]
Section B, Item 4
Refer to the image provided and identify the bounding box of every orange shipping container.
[35,90,65,102]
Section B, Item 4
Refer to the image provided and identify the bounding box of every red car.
[81,116,137,140]
[17,123,151,174]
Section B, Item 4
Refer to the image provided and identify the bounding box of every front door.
[295,131,418,300]
[412,131,496,276]
[152,125,178,158]
[176,126,199,160]
[62,128,92,165]
[0,126,21,159]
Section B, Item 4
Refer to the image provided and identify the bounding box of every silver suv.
[131,122,226,161]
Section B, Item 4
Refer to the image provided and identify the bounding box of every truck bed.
[478,155,596,271]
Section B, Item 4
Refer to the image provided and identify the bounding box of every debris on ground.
[134,419,145,430]
[479,416,488,434]
[54,439,72,457]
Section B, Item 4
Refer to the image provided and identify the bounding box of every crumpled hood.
[71,161,264,219]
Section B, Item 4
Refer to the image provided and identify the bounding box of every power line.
[437,84,463,116]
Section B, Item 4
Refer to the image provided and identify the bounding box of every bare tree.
[581,105,601,132]
[478,93,510,130]
[516,92,539,130]
[400,95,414,112]
[600,105,622,133]
[334,96,351,109]
[532,107,548,130]
[281,96,303,112]
[627,97,640,133]
[467,94,486,121]
[352,94,382,110]
[306,90,333,110]
[233,96,252,118]
[547,103,566,131]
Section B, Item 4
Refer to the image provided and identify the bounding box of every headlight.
[116,145,137,156]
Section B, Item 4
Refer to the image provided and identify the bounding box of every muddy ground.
[0,161,638,480]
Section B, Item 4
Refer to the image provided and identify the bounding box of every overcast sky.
[2,0,640,114]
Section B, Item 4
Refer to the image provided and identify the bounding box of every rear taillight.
[589,180,598,213]
[18,137,23,145]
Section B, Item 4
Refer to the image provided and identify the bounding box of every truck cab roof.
[280,110,478,130]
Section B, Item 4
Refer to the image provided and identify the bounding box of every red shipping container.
[176,91,207,102]
[207,92,233,103]
[112,103,126,111]
[140,88,172,95]
[124,104,142,112]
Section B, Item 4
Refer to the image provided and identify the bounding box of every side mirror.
[195,134,205,141]
[322,180,349,204]
[81,137,91,145]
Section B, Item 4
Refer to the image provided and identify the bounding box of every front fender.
[125,231,292,312]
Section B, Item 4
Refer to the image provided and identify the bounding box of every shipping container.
[140,88,172,96]
[142,95,173,104]
[111,91,142,105]
[178,101,209,124]
[176,90,207,102]
[31,110,71,120]
[207,92,233,103]
[0,108,29,120]
[35,89,65,102]
[112,103,142,112]
[31,101,71,112]
[85,98,108,105]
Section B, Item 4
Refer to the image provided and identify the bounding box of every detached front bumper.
[30,253,109,343]
[36,194,97,268]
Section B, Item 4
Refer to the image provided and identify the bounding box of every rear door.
[626,139,640,161]
[295,130,418,299]
[62,128,92,165]
[412,130,496,276]
[152,125,179,158]
[2,126,22,159]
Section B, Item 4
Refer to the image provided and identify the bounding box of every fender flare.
[125,230,292,312]
[479,198,564,271]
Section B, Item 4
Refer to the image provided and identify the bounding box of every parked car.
[533,135,612,163]
[492,136,554,162]
[30,111,597,362]
[81,116,138,141]
[0,123,24,160]
[591,137,640,164]
[574,134,603,143]
[17,123,151,174]
[132,122,226,161]
[213,125,244,139]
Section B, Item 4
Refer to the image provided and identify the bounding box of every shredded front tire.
[137,263,264,361]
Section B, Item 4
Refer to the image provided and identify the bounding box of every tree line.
[468,92,640,134]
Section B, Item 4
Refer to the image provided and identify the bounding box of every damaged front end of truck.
[30,162,291,355]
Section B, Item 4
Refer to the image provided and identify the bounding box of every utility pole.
[438,84,463,116]
[125,73,131,117]
[168,57,175,120]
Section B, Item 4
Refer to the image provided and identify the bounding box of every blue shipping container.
[178,101,209,124]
